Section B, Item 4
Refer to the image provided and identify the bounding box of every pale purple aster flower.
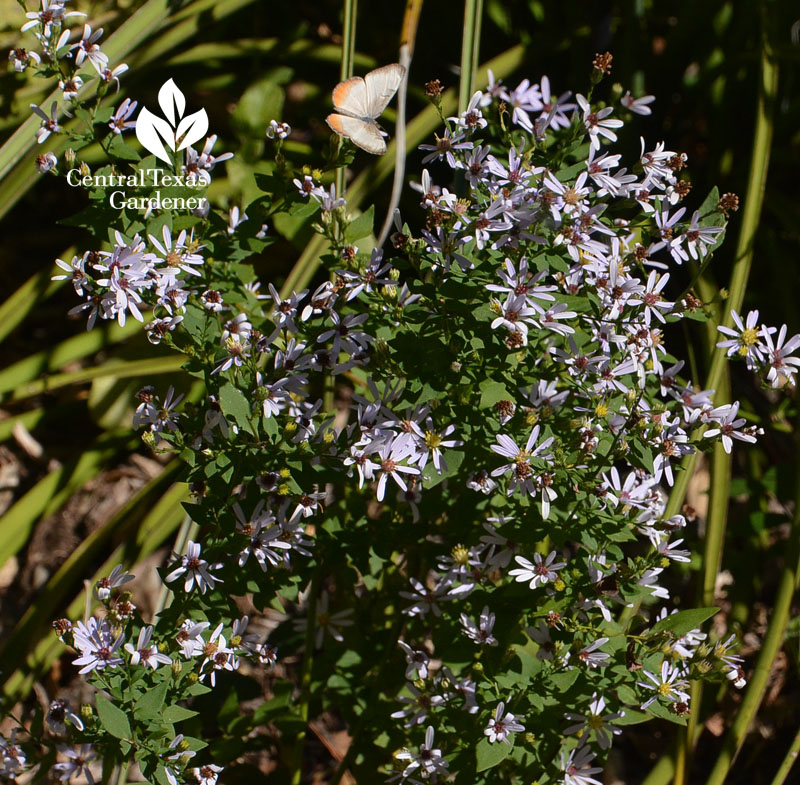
[53,744,97,784]
[94,564,134,600]
[460,606,498,646]
[395,726,449,781]
[107,98,137,134]
[71,618,125,674]
[564,694,625,749]
[31,101,60,143]
[400,576,452,618]
[509,551,566,589]
[637,660,690,709]
[125,626,172,669]
[621,91,655,115]
[704,401,758,453]
[191,763,223,785]
[561,745,604,785]
[484,701,525,744]
[397,640,429,679]
[576,93,623,151]
[47,699,84,734]
[71,24,108,73]
[165,541,223,594]
[577,637,610,668]
[761,324,800,387]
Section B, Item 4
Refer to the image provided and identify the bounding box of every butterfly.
[326,63,406,155]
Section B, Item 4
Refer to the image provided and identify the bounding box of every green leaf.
[219,382,255,435]
[134,677,169,719]
[107,133,142,162]
[476,736,514,772]
[162,704,199,723]
[646,699,687,725]
[479,379,512,409]
[649,607,719,638]
[96,694,132,740]
[344,205,375,243]
[185,682,211,697]
[549,669,579,691]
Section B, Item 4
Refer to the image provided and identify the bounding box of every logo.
[136,78,209,165]
[65,78,211,213]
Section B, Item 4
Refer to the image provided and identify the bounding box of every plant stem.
[702,457,800,785]
[291,569,320,785]
[335,0,358,200]
[662,4,777,523]
[376,0,424,249]
[458,0,483,114]
[768,723,800,785]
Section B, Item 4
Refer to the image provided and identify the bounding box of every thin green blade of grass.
[7,353,184,403]
[458,0,483,115]
[0,268,66,345]
[0,319,142,399]
[165,39,377,69]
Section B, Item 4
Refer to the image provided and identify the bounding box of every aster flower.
[509,551,566,589]
[577,637,610,668]
[165,541,223,594]
[395,726,449,782]
[561,745,604,785]
[460,605,498,646]
[761,323,800,387]
[621,91,655,115]
[31,101,60,143]
[71,24,108,72]
[292,590,354,648]
[125,626,172,669]
[576,94,623,151]
[564,694,625,749]
[71,617,125,674]
[637,660,690,709]
[47,699,84,734]
[53,744,96,784]
[192,763,224,785]
[108,98,137,134]
[484,701,525,744]
[397,640,430,680]
[0,731,26,778]
[94,564,134,600]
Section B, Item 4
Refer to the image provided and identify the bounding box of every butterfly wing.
[332,76,370,119]
[362,63,406,118]
[326,114,387,155]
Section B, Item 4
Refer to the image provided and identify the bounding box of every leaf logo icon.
[135,78,209,165]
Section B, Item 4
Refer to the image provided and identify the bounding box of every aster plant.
[3,4,797,782]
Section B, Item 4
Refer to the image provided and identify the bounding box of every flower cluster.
[717,309,800,389]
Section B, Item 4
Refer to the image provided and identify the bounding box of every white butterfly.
[326,63,406,155]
